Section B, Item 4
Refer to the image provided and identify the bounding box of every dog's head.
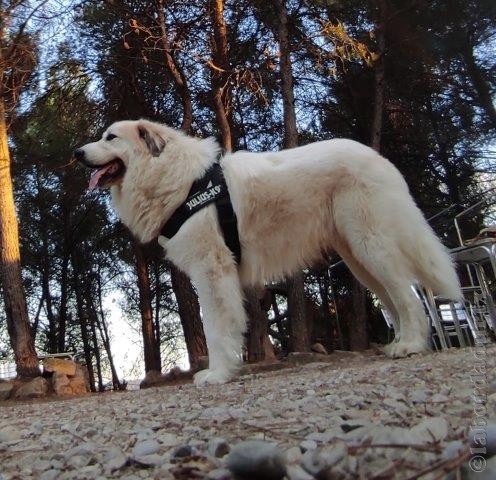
[75,119,168,190]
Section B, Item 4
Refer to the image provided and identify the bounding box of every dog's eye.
[106,133,117,141]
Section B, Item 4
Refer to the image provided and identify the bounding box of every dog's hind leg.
[345,234,430,357]
[188,251,247,386]
[336,246,400,337]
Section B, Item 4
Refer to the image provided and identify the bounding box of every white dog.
[76,119,461,385]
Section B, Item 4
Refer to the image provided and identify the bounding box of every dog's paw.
[193,369,233,386]
[383,339,428,358]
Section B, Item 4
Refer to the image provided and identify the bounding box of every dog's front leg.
[189,255,247,386]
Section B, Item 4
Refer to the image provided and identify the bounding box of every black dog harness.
[160,163,242,264]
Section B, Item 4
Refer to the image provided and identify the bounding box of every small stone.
[0,425,21,443]
[65,442,98,459]
[285,446,302,464]
[133,453,166,467]
[410,389,428,403]
[299,440,317,453]
[13,377,48,399]
[172,444,195,458]
[66,454,90,469]
[301,442,347,477]
[76,465,101,479]
[286,464,315,480]
[311,343,328,355]
[32,460,52,472]
[208,437,230,458]
[411,417,448,443]
[40,470,60,480]
[0,382,13,401]
[226,440,286,480]
[159,432,179,447]
[132,439,160,457]
[207,468,232,480]
[443,440,465,460]
[104,447,128,472]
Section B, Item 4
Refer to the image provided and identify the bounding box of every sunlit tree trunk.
[132,240,161,373]
[170,266,208,370]
[93,276,122,390]
[275,0,310,353]
[0,99,39,377]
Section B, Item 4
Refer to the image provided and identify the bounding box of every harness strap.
[160,163,242,264]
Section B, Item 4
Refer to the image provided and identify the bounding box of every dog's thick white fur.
[78,119,461,385]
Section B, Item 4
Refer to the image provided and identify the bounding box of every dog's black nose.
[74,148,85,162]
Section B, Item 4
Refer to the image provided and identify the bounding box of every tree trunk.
[156,0,193,132]
[275,0,310,353]
[90,316,104,391]
[287,274,311,351]
[210,0,233,150]
[371,3,386,152]
[245,288,275,362]
[0,99,39,378]
[132,240,161,373]
[461,38,496,129]
[73,268,96,392]
[170,265,208,370]
[153,259,162,368]
[57,195,71,353]
[348,0,388,351]
[93,276,122,390]
[349,281,369,350]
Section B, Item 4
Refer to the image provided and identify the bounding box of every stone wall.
[0,358,90,401]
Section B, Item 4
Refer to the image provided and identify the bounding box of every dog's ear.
[138,123,166,157]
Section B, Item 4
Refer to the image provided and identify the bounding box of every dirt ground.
[1,346,495,480]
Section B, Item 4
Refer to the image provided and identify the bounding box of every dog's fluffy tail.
[406,209,462,300]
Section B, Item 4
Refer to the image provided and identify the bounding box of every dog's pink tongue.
[88,164,113,191]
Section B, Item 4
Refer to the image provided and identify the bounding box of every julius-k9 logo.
[186,181,222,211]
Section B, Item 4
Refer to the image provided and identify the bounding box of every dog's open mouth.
[88,159,125,190]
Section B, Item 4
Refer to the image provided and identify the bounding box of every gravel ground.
[1,346,496,480]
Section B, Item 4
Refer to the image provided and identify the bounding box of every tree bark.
[347,1,389,351]
[370,2,386,152]
[0,99,39,377]
[57,190,71,353]
[275,0,310,353]
[89,316,103,391]
[73,267,96,392]
[170,266,208,370]
[461,37,496,129]
[156,0,193,132]
[245,288,275,362]
[132,240,161,373]
[93,276,122,390]
[349,280,369,350]
[209,0,232,150]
